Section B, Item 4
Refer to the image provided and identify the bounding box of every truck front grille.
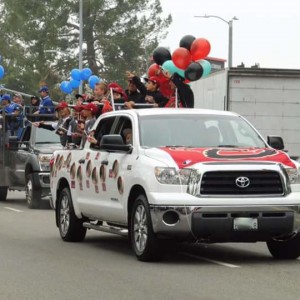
[200,170,283,195]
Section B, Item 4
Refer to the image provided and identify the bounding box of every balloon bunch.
[150,35,212,82]
[60,68,102,94]
[0,55,5,80]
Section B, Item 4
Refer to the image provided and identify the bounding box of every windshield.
[35,127,61,144]
[139,114,266,148]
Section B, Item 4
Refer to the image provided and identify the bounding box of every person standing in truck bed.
[34,86,55,115]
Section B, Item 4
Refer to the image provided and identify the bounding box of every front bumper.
[150,205,300,242]
[33,172,51,197]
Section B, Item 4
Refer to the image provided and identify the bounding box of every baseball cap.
[55,101,68,111]
[2,94,11,102]
[112,87,128,100]
[82,103,98,114]
[38,86,49,93]
[73,104,84,112]
[144,76,160,87]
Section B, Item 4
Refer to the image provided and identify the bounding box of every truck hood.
[35,143,62,154]
[157,147,296,169]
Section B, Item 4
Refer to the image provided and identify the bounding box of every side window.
[113,116,133,145]
[90,116,116,149]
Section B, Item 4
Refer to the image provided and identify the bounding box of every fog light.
[163,211,180,226]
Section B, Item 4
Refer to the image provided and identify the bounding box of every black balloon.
[184,62,203,81]
[179,35,196,51]
[152,47,171,66]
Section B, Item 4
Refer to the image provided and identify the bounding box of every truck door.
[75,116,117,219]
[103,115,136,224]
[8,125,31,187]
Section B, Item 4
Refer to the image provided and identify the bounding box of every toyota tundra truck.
[50,108,300,261]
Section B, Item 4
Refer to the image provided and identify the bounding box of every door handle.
[101,160,108,165]
[78,158,85,164]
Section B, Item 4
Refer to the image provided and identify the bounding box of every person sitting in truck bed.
[125,71,168,108]
[33,101,73,147]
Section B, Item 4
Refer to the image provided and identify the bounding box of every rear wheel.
[130,194,161,261]
[0,187,8,201]
[25,174,41,209]
[58,187,86,242]
[267,233,300,259]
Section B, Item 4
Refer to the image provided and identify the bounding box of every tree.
[0,0,172,99]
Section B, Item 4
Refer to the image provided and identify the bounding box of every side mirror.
[267,136,284,150]
[8,136,19,150]
[100,134,132,153]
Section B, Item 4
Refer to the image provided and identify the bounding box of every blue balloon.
[69,79,81,89]
[60,81,73,94]
[162,60,185,78]
[198,59,212,77]
[80,68,93,81]
[71,68,81,81]
[88,75,101,89]
[0,65,5,79]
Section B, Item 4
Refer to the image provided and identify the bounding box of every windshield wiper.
[165,145,194,148]
[217,144,239,148]
[35,142,60,144]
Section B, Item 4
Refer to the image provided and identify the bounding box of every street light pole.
[79,0,83,94]
[194,15,238,68]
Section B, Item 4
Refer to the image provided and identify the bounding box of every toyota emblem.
[235,176,250,188]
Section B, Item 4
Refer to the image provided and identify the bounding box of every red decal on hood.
[160,147,296,169]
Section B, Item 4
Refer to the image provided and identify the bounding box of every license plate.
[233,218,258,231]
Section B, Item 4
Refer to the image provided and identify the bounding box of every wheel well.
[25,165,33,177]
[55,178,70,227]
[127,185,146,224]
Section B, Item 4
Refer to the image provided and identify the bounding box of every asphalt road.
[1,191,300,300]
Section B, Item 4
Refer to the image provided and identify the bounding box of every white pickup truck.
[50,108,300,261]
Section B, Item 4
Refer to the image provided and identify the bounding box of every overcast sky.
[159,0,300,69]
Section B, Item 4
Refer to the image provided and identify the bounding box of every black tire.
[130,194,161,261]
[0,186,8,201]
[25,174,41,209]
[267,233,300,259]
[58,187,86,242]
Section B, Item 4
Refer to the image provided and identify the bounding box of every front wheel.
[0,186,8,201]
[130,194,161,261]
[267,233,300,259]
[25,174,41,209]
[58,187,86,242]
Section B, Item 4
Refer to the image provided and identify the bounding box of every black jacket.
[132,76,168,107]
[171,73,194,108]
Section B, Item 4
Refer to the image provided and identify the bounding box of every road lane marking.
[179,252,240,268]
[4,207,23,213]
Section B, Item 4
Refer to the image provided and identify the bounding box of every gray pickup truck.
[0,116,61,208]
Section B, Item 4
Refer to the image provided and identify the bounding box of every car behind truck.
[50,108,300,261]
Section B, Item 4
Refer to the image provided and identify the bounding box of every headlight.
[154,167,192,185]
[38,154,52,171]
[286,167,300,184]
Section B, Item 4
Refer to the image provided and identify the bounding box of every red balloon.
[172,47,192,70]
[148,63,160,77]
[190,38,211,61]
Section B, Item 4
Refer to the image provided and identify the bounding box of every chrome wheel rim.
[26,178,32,205]
[133,204,148,253]
[60,194,70,237]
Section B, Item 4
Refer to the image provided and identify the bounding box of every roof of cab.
[102,108,240,118]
